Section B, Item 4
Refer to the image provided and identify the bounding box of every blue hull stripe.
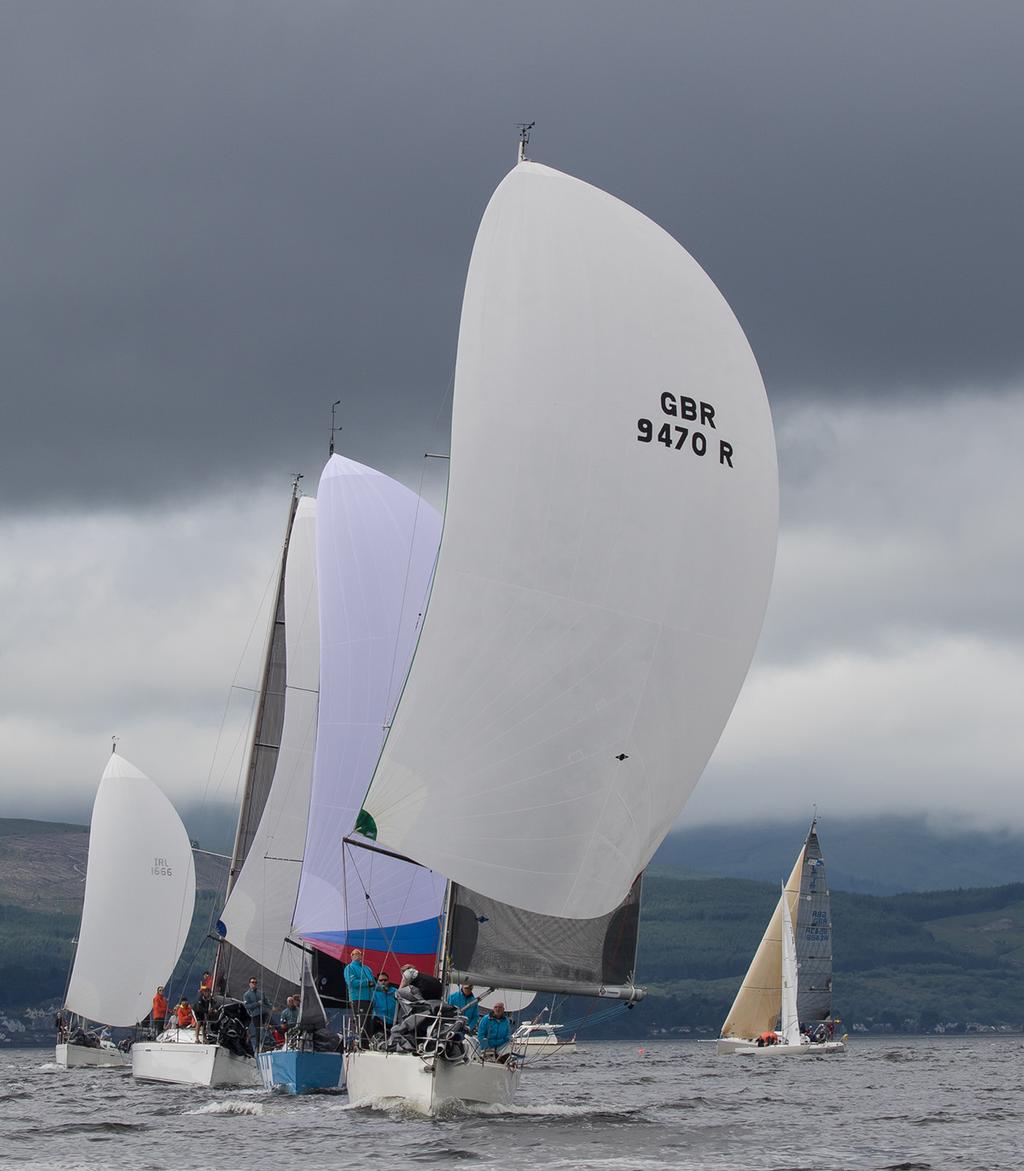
[304,917,439,954]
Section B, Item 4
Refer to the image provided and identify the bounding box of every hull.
[131,1041,260,1087]
[717,1036,847,1056]
[517,1038,576,1056]
[345,1048,520,1112]
[55,1042,125,1069]
[257,1050,344,1095]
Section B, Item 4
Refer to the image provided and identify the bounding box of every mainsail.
[449,877,642,1000]
[291,455,446,977]
[65,752,196,1027]
[219,496,318,986]
[361,161,779,920]
[216,485,302,997]
[796,823,833,1023]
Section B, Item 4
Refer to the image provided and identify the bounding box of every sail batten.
[363,161,778,919]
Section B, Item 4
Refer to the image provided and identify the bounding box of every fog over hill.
[653,815,1024,895]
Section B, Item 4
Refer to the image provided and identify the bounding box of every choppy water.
[2,1035,1022,1171]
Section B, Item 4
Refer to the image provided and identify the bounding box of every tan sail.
[720,846,805,1038]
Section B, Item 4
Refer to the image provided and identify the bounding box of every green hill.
[3,818,1024,1042]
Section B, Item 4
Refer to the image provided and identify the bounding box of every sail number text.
[637,393,734,466]
[151,856,173,877]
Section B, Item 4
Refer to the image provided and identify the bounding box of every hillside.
[3,818,1024,1043]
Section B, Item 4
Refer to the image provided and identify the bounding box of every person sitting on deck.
[175,997,197,1030]
[477,1002,512,1062]
[279,994,300,1034]
[447,980,480,1031]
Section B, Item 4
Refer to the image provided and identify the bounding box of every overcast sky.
[2,2,1022,834]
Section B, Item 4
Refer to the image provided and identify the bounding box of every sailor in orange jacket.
[151,987,168,1034]
[175,997,197,1029]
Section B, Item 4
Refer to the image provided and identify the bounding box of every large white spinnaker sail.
[65,753,196,1027]
[362,160,779,918]
[220,496,318,983]
[292,455,445,973]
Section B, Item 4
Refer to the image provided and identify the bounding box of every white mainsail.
[65,753,196,1027]
[779,883,801,1046]
[362,160,779,918]
[219,496,318,983]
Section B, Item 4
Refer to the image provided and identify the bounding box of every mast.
[516,121,535,163]
[213,476,303,991]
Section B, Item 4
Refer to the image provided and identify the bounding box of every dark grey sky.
[3,2,1022,830]
[4,1,1023,511]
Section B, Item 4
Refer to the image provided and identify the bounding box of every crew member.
[477,1001,512,1062]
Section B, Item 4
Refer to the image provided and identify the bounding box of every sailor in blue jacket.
[372,972,397,1036]
[447,980,480,1031]
[477,1001,512,1062]
[344,948,376,1044]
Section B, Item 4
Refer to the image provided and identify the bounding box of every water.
[2,1036,1022,1171]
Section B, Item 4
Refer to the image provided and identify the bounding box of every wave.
[184,1100,265,1116]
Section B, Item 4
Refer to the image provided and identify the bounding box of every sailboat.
[251,452,443,1093]
[56,751,196,1069]
[132,484,316,1088]
[717,820,846,1055]
[341,134,780,1111]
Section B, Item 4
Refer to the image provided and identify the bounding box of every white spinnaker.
[220,497,318,982]
[780,884,801,1045]
[364,161,779,918]
[65,753,196,1026]
[292,455,446,942]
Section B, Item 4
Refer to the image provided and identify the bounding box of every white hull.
[717,1036,847,1056]
[345,1048,520,1112]
[131,1041,260,1087]
[518,1038,576,1055]
[55,1042,125,1069]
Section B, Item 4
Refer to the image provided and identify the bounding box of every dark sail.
[216,490,298,1000]
[448,876,644,1000]
[796,823,832,1022]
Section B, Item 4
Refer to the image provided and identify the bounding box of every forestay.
[292,455,446,973]
[362,160,779,918]
[220,497,318,984]
[65,753,196,1027]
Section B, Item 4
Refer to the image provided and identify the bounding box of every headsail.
[297,954,329,1032]
[65,753,196,1027]
[720,848,804,1039]
[362,161,778,918]
[219,496,318,984]
[292,455,446,976]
